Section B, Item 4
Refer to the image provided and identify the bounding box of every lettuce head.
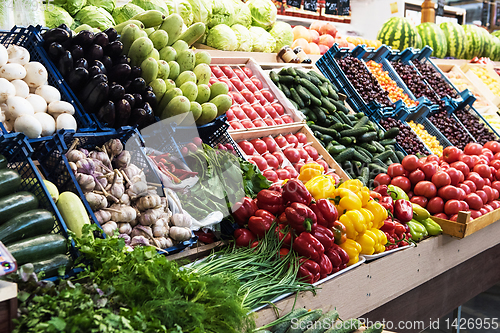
[75,5,115,30]
[173,0,194,26]
[44,5,74,29]
[233,4,252,28]
[64,0,86,16]
[130,0,169,15]
[269,21,293,52]
[249,26,276,53]
[207,24,237,51]
[86,0,116,13]
[208,0,235,29]
[112,3,144,25]
[247,0,277,29]
[231,24,252,52]
[188,0,212,25]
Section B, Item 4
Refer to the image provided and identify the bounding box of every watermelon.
[415,33,422,49]
[439,22,467,59]
[490,36,500,61]
[377,17,419,51]
[463,24,485,59]
[492,30,500,38]
[478,28,493,58]
[416,22,447,58]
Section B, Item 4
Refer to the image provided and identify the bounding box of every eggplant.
[103,28,118,42]
[97,101,115,127]
[57,24,72,37]
[142,91,157,109]
[88,65,103,78]
[141,102,155,126]
[83,82,109,114]
[145,86,153,93]
[75,58,89,70]
[47,42,64,60]
[67,67,89,91]
[123,80,132,91]
[130,107,154,129]
[130,77,146,94]
[115,55,130,65]
[73,30,94,47]
[93,32,109,48]
[57,51,73,78]
[114,99,131,128]
[109,84,125,101]
[69,45,84,61]
[123,94,135,108]
[79,74,107,101]
[43,28,71,45]
[104,40,123,58]
[130,66,142,79]
[85,44,103,63]
[108,63,131,83]
[91,60,107,75]
[132,93,143,108]
[101,56,113,71]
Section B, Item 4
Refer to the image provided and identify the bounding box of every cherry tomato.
[431,171,451,188]
[410,195,428,208]
[391,176,411,193]
[427,197,444,214]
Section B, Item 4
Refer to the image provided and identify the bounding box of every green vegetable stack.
[0,154,71,278]
[270,68,404,187]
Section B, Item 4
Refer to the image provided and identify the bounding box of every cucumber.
[385,145,395,152]
[0,154,7,169]
[310,124,338,137]
[321,97,336,114]
[372,157,388,169]
[311,107,327,124]
[347,115,356,121]
[310,94,323,107]
[286,67,297,76]
[328,145,346,155]
[331,123,344,131]
[0,191,38,225]
[340,127,368,137]
[296,85,312,106]
[325,319,362,333]
[319,83,329,97]
[300,78,322,98]
[327,85,339,100]
[335,148,355,163]
[290,88,305,109]
[386,158,395,165]
[357,146,373,159]
[352,150,368,162]
[290,99,299,110]
[378,129,385,140]
[358,132,378,143]
[0,209,55,244]
[337,112,353,126]
[288,310,323,333]
[339,137,353,146]
[360,142,377,153]
[352,116,369,129]
[380,138,397,146]
[342,124,352,130]
[304,311,340,333]
[308,70,329,83]
[270,71,280,84]
[396,150,405,163]
[355,112,365,119]
[374,150,393,162]
[332,100,348,114]
[343,161,355,178]
[364,323,384,333]
[383,127,400,139]
[296,69,310,80]
[33,254,72,278]
[372,141,385,153]
[279,75,295,85]
[307,73,323,86]
[281,84,291,98]
[359,167,370,186]
[273,308,309,333]
[308,110,318,122]
[0,169,21,198]
[7,234,67,265]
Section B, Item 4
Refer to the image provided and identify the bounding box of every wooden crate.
[460,63,500,107]
[431,209,500,238]
[230,123,350,182]
[0,281,17,333]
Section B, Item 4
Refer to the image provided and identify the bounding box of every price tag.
[287,0,302,9]
[338,0,350,16]
[303,0,317,12]
[437,0,445,16]
[325,0,338,15]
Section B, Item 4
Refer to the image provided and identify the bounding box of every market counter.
[0,281,17,333]
[256,218,500,332]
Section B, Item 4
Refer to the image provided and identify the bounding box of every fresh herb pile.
[11,225,255,333]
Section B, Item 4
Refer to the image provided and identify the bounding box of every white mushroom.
[7,45,29,65]
[14,114,42,138]
[6,96,34,120]
[0,63,27,80]
[26,94,47,113]
[0,78,15,104]
[56,113,77,131]
[0,44,7,67]
[33,112,56,136]
[35,85,60,103]
[23,62,48,88]
[48,100,75,117]
[11,79,29,98]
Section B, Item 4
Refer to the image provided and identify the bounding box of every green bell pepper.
[419,218,443,236]
[388,185,409,201]
[407,220,428,241]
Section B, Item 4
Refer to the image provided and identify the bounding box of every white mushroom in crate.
[7,45,30,65]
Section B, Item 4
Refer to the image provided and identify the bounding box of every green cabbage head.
[247,0,277,29]
[232,0,251,28]
[207,24,238,51]
[75,5,116,30]
[130,0,169,15]
[64,0,86,16]
[173,0,194,26]
[269,21,293,52]
[86,0,115,13]
[231,24,252,52]
[208,0,235,28]
[249,26,276,53]
[112,3,144,25]
[188,0,212,25]
[44,4,74,28]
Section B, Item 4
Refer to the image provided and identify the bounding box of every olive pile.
[455,109,498,145]
[413,61,458,99]
[380,118,429,155]
[337,56,392,107]
[428,111,474,150]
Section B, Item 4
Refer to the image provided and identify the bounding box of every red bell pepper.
[194,230,215,244]
[232,197,258,226]
[324,244,349,273]
[248,209,275,238]
[394,221,406,237]
[234,229,256,247]
[268,183,283,193]
[311,225,334,251]
[332,221,347,245]
[256,189,284,215]
[251,241,259,248]
[282,179,312,205]
[380,218,396,235]
[370,191,383,201]
[292,232,324,262]
[310,199,338,229]
[379,196,394,214]
[275,224,292,248]
[394,199,413,223]
[374,185,389,197]
[279,248,289,258]
[297,258,321,284]
[318,254,333,279]
[278,212,288,225]
[285,202,318,234]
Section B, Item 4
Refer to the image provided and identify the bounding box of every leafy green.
[74,5,116,30]
[44,4,74,29]
[232,24,252,52]
[65,0,86,16]
[130,0,169,15]
[207,24,238,51]
[112,3,144,25]
[240,159,271,198]
[208,0,235,28]
[269,21,293,52]
[246,0,277,29]
[249,26,276,53]
[87,0,116,13]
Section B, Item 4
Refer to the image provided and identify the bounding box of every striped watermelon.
[478,28,494,58]
[416,22,447,58]
[377,17,418,51]
[492,30,500,38]
[439,22,467,59]
[463,24,485,59]
[490,36,500,61]
[415,33,422,49]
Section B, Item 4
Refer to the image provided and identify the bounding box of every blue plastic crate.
[0,132,78,278]
[0,26,96,148]
[452,104,500,143]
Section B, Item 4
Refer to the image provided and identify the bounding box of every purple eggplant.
[75,58,89,70]
[103,28,118,42]
[108,63,131,83]
[91,60,107,75]
[101,56,113,71]
[129,77,146,94]
[69,45,84,61]
[57,51,73,78]
[130,66,142,79]
[109,84,125,101]
[48,42,64,60]
[142,90,157,109]
[115,99,131,128]
[67,67,89,91]
[85,44,103,63]
[123,94,135,108]
[105,40,123,58]
[79,74,107,101]
[93,32,109,48]
[73,30,94,47]
[58,24,72,37]
[98,100,115,127]
[132,93,143,108]
[83,82,109,114]
[88,65,103,78]
[43,28,71,45]
[115,55,130,65]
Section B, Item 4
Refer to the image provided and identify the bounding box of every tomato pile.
[374,141,500,221]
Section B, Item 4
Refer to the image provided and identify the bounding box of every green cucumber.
[364,323,384,333]
[328,145,347,155]
[286,67,297,76]
[0,154,7,169]
[290,88,305,109]
[7,234,67,265]
[378,129,385,140]
[304,310,340,333]
[321,97,337,114]
[310,94,323,107]
[340,127,368,137]
[352,116,369,129]
[358,132,378,143]
[308,70,329,83]
[319,83,329,97]
[332,100,348,114]
[369,163,388,174]
[296,69,311,80]
[347,115,356,121]
[383,127,400,139]
[33,254,72,278]
[0,191,38,225]
[273,308,309,333]
[352,150,369,162]
[325,318,362,333]
[395,150,405,163]
[359,167,370,186]
[337,112,353,126]
[385,145,395,151]
[281,84,291,98]
[355,112,365,119]
[0,209,54,244]
[360,142,377,153]
[270,71,280,84]
[357,146,373,159]
[343,161,355,178]
[288,310,323,333]
[372,141,385,153]
[310,124,338,137]
[296,85,312,105]
[340,137,353,146]
[372,157,388,169]
[331,123,344,131]
[380,138,397,146]
[311,107,327,124]
[308,110,318,122]
[335,148,355,163]
[300,78,322,98]
[374,150,393,162]
[0,169,21,198]
[327,85,339,100]
[307,73,323,86]
[279,75,295,85]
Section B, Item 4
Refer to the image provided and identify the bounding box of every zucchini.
[337,112,353,126]
[0,154,7,169]
[340,127,368,137]
[335,148,355,163]
[33,254,72,278]
[288,310,323,333]
[310,94,323,107]
[281,84,291,98]
[0,209,55,244]
[304,311,340,333]
[383,127,400,139]
[308,70,329,83]
[360,142,377,153]
[321,97,337,114]
[328,84,339,100]
[299,78,322,98]
[328,145,346,155]
[372,141,385,153]
[364,323,384,333]
[395,150,405,163]
[290,87,305,109]
[358,132,378,143]
[310,124,338,137]
[7,234,67,265]
[272,308,309,333]
[270,71,280,84]
[296,85,312,106]
[325,318,362,333]
[57,192,91,238]
[380,138,397,146]
[319,83,329,97]
[0,169,21,198]
[339,137,353,146]
[0,191,38,225]
[352,116,369,129]
[359,167,370,186]
[332,100,348,114]
[286,67,297,76]
[311,107,327,124]
[369,163,388,174]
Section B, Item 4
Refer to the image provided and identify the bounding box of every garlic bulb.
[171,213,192,228]
[169,226,192,241]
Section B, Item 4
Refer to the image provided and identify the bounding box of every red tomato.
[391,176,411,193]
[450,161,470,178]
[276,168,290,180]
[445,167,464,186]
[483,185,495,202]
[234,69,246,81]
[220,66,236,78]
[410,196,428,208]
[297,148,309,161]
[489,200,500,209]
[449,214,459,222]
[234,108,248,120]
[230,121,244,130]
[437,185,460,201]
[473,163,491,178]
[427,197,444,214]
[459,183,471,195]
[284,134,299,148]
[476,190,489,204]
[241,90,255,104]
[374,173,391,186]
[486,177,492,186]
[401,155,419,172]
[421,162,438,180]
[442,146,462,163]
[294,132,307,145]
[261,90,274,103]
[281,115,294,124]
[211,66,224,77]
[230,77,245,91]
[254,91,267,106]
[243,79,258,93]
[251,77,263,90]
[457,187,466,201]
[492,188,500,200]
[485,204,494,213]
[246,109,260,121]
[262,137,278,153]
[464,142,483,155]
[273,117,284,125]
[470,210,482,219]
[273,152,285,166]
[263,153,279,169]
[226,109,235,121]
[492,180,500,193]
[242,67,253,78]
[414,180,437,198]
[316,159,329,171]
[460,200,469,211]
[409,169,426,186]
[481,149,494,161]
[283,147,301,163]
[265,105,279,118]
[463,180,477,193]
[484,141,500,153]
[238,140,255,155]
[496,168,500,181]
[263,118,276,126]
[408,191,414,199]
[304,146,319,160]
[431,171,451,188]
[467,172,485,190]
[460,154,474,169]
[465,193,483,210]
[439,161,450,169]
[433,212,449,219]
[480,208,489,215]
[263,169,278,182]
[387,163,405,178]
[251,139,267,154]
[249,156,268,171]
[285,166,299,178]
[271,103,285,116]
[253,105,267,118]
[209,77,219,86]
[490,166,497,178]
[427,155,440,163]
[470,155,482,166]
[241,119,255,129]
[418,156,428,168]
[444,199,462,215]
[274,135,288,148]
[219,78,233,91]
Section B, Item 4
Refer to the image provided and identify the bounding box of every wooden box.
[0,281,17,333]
[460,63,500,107]
[431,209,500,238]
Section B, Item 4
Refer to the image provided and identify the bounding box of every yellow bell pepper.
[363,200,388,229]
[298,163,324,183]
[305,175,336,200]
[339,209,366,239]
[332,188,362,214]
[338,179,370,206]
[340,239,362,266]
[360,208,374,230]
[357,187,370,207]
[369,228,388,254]
[356,232,376,255]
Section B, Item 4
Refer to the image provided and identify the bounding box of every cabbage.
[13,0,46,26]
[75,5,115,30]
[207,24,237,51]
[164,0,175,15]
[249,26,276,53]
[188,0,212,25]
[233,4,252,28]
[44,4,74,28]
[208,0,234,29]
[65,0,86,16]
[231,24,252,52]
[269,21,293,52]
[112,3,144,24]
[247,0,277,29]
[173,0,193,26]
[130,0,169,15]
[86,0,115,13]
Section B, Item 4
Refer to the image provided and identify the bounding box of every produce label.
[304,0,317,12]
[287,0,302,9]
